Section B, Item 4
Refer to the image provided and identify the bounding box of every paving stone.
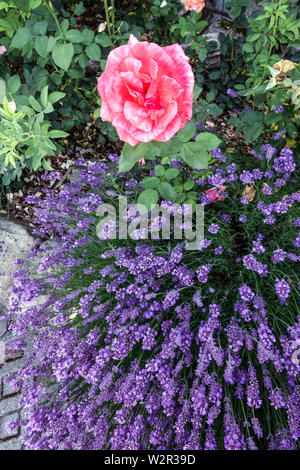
[2,376,21,398]
[0,411,20,439]
[0,395,20,417]
[0,322,7,339]
[0,356,25,380]
[0,437,23,450]
[0,216,35,309]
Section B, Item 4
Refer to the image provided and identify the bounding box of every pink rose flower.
[0,45,7,55]
[205,186,226,202]
[181,0,205,14]
[98,35,194,146]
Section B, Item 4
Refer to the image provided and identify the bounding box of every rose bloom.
[182,0,205,14]
[98,35,194,146]
[0,45,7,55]
[205,186,226,202]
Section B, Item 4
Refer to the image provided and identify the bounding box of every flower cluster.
[6,139,299,450]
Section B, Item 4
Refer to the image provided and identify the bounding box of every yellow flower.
[285,139,296,148]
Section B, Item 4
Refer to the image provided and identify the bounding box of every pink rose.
[181,0,206,13]
[0,45,7,55]
[205,186,226,202]
[98,35,194,146]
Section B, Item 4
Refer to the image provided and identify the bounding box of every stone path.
[0,216,35,450]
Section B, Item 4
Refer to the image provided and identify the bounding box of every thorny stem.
[45,1,66,43]
[104,0,112,39]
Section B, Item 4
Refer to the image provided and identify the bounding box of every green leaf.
[52,43,74,71]
[65,29,82,43]
[74,1,85,16]
[7,75,21,94]
[137,189,159,211]
[81,28,94,45]
[183,180,195,191]
[32,153,43,171]
[182,142,209,170]
[11,27,31,48]
[154,165,165,177]
[248,33,261,42]
[0,79,5,104]
[165,168,180,180]
[48,91,65,104]
[95,33,113,47]
[78,53,88,68]
[198,47,207,62]
[244,122,264,143]
[195,132,221,151]
[34,36,48,57]
[177,122,196,142]
[241,110,264,124]
[40,85,48,107]
[85,43,101,61]
[48,130,69,138]
[33,20,47,35]
[161,157,171,165]
[141,176,160,189]
[29,96,42,112]
[206,103,223,117]
[193,84,202,102]
[118,142,146,173]
[47,37,57,53]
[158,182,176,201]
[42,159,54,171]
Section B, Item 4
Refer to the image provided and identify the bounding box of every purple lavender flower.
[273,129,286,140]
[275,278,290,304]
[272,249,286,264]
[197,265,211,284]
[238,284,254,302]
[208,223,219,234]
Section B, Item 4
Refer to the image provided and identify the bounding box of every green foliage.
[0,0,118,142]
[242,0,300,87]
[118,122,221,205]
[0,82,68,185]
[228,62,300,146]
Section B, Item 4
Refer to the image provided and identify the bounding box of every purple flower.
[227,88,238,98]
[274,105,283,114]
[275,278,290,304]
[238,284,254,302]
[272,249,286,264]
[196,265,211,283]
[208,223,219,234]
[273,129,286,140]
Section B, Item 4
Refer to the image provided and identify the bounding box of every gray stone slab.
[0,437,23,450]
[2,376,21,398]
[0,411,20,439]
[0,216,35,309]
[0,395,21,417]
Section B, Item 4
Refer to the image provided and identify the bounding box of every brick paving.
[0,315,24,450]
[0,217,35,451]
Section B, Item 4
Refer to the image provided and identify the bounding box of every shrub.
[7,136,300,449]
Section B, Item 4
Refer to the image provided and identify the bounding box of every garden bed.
[0,0,299,452]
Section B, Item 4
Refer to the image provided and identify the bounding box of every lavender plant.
[5,134,300,450]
